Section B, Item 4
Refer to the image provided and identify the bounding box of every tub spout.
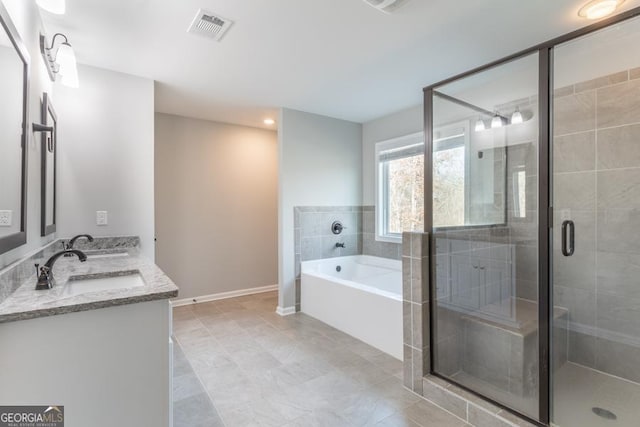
[335,242,345,248]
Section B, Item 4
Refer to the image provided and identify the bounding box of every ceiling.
[39,0,638,129]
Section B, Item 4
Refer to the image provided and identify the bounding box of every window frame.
[375,132,425,243]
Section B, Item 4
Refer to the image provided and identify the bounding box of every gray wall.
[155,113,278,300]
[278,108,362,312]
[56,65,155,260]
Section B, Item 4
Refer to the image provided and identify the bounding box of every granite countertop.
[0,247,178,324]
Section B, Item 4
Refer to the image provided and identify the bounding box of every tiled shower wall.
[553,67,640,381]
[293,206,402,310]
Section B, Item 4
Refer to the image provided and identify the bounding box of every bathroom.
[1,0,640,426]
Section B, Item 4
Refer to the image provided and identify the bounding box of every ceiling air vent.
[362,0,409,13]
[187,9,233,41]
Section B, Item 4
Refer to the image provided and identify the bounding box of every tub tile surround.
[554,67,640,382]
[402,232,430,394]
[363,206,403,260]
[401,232,537,427]
[0,236,178,323]
[293,206,401,309]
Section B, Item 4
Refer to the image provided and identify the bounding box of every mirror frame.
[0,3,30,255]
[41,93,57,236]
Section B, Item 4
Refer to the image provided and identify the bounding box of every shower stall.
[424,9,640,426]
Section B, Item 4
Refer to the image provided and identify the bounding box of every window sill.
[375,234,402,244]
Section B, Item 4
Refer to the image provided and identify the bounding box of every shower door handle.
[561,220,575,257]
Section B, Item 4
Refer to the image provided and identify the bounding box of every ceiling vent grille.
[187,9,233,41]
[362,0,409,13]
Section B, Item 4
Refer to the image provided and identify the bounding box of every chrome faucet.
[35,249,87,290]
[335,242,346,248]
[63,234,94,256]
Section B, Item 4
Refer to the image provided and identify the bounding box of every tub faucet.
[35,249,87,290]
[63,234,94,256]
[335,242,345,248]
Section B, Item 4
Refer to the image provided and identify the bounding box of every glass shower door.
[551,15,640,427]
[431,52,541,421]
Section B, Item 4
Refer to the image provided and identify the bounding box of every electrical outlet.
[96,211,108,226]
[0,210,12,227]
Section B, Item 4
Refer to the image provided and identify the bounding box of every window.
[512,168,527,218]
[375,123,471,242]
[432,125,468,228]
[376,133,425,242]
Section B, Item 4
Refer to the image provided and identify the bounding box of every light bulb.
[475,119,485,132]
[264,118,275,125]
[60,65,79,88]
[491,115,503,129]
[56,43,77,74]
[36,0,66,14]
[579,0,623,20]
[511,109,523,125]
[56,42,79,87]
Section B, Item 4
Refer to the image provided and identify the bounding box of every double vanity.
[0,236,178,427]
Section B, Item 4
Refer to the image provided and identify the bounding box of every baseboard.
[276,306,296,316]
[171,284,278,307]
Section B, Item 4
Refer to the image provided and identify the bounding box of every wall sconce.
[491,112,505,129]
[511,108,524,124]
[36,0,65,15]
[40,33,79,88]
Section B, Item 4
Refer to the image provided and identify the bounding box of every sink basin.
[62,271,145,297]
[85,249,129,259]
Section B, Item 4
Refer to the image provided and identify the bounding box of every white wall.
[55,65,155,260]
[155,113,278,300]
[362,105,423,205]
[278,108,362,312]
[0,0,55,269]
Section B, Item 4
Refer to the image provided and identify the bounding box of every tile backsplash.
[0,236,140,306]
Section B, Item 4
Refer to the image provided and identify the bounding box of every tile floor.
[172,291,469,426]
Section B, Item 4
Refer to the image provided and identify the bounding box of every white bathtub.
[301,255,403,360]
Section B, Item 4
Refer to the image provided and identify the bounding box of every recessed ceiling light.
[578,0,624,20]
[264,118,275,125]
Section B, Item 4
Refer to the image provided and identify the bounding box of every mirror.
[0,4,29,254]
[41,93,57,236]
[432,97,508,228]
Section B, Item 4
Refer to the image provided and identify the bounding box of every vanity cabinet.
[0,300,173,427]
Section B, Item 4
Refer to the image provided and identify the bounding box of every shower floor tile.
[553,362,640,427]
